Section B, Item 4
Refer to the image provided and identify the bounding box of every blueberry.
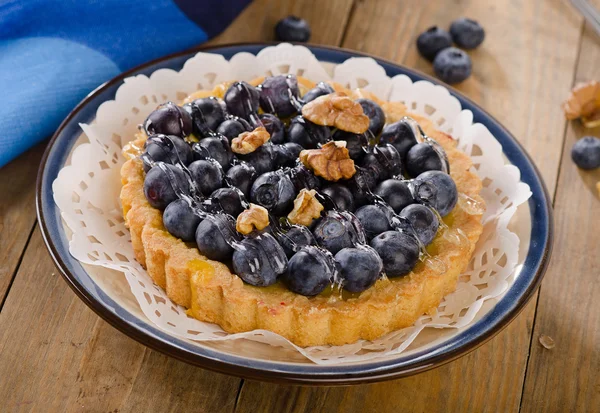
[232,233,287,287]
[195,214,238,260]
[163,199,201,242]
[259,113,285,144]
[335,246,383,293]
[374,179,414,213]
[406,143,443,177]
[416,26,452,61]
[450,18,485,49]
[210,187,245,217]
[380,120,418,160]
[288,164,322,192]
[360,145,402,181]
[399,204,439,246]
[193,136,233,171]
[142,134,193,172]
[348,166,379,207]
[284,142,304,158]
[302,82,335,103]
[370,231,420,277]
[571,136,600,169]
[144,102,193,137]
[332,130,368,161]
[188,159,223,196]
[321,184,355,212]
[216,118,252,142]
[250,171,296,216]
[272,142,302,168]
[225,162,257,197]
[143,163,189,210]
[433,47,472,84]
[184,97,226,135]
[259,75,300,118]
[287,116,331,148]
[413,170,458,217]
[239,144,275,175]
[355,204,393,240]
[374,144,403,178]
[313,211,360,254]
[275,16,311,42]
[282,246,335,296]
[357,99,385,136]
[278,225,317,258]
[360,152,385,181]
[224,81,261,120]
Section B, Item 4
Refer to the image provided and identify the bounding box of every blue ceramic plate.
[37,43,553,385]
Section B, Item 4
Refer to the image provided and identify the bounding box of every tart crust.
[120,79,484,347]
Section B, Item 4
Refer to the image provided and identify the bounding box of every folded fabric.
[0,0,250,168]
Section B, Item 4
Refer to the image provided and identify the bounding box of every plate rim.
[36,42,554,385]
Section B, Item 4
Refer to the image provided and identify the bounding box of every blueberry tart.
[120,75,484,346]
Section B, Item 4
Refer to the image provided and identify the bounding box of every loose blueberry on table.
[571,136,600,170]
[275,16,311,43]
[416,26,453,61]
[415,18,483,84]
[138,74,465,297]
[450,18,485,49]
[433,47,472,85]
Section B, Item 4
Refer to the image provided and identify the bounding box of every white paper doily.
[53,43,532,365]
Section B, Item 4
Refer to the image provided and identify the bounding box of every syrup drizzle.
[457,192,486,215]
[141,111,286,280]
[191,82,317,276]
[401,116,450,174]
[139,84,475,297]
[352,174,449,276]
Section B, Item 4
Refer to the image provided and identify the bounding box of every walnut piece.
[287,189,324,226]
[231,126,270,154]
[301,92,369,133]
[236,204,269,234]
[562,81,600,126]
[299,141,356,181]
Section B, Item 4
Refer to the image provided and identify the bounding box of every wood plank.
[0,143,45,305]
[207,0,355,46]
[0,1,358,411]
[0,229,241,413]
[235,0,581,412]
[117,351,241,413]
[520,22,600,413]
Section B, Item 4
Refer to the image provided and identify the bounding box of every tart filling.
[120,75,484,346]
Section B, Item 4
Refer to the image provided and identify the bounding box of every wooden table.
[1,0,599,411]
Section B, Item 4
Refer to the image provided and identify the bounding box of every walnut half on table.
[562,80,600,127]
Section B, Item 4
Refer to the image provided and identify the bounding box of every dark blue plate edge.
[36,42,554,385]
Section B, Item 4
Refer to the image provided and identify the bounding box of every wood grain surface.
[0,0,598,412]
[520,21,600,413]
[0,144,45,305]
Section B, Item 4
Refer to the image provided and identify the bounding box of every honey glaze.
[136,81,479,300]
[140,97,323,288]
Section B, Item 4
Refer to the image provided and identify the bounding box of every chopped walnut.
[562,81,600,127]
[302,92,369,133]
[231,127,270,154]
[287,189,324,226]
[299,141,356,181]
[236,204,269,234]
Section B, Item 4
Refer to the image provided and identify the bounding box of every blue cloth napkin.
[0,0,250,168]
